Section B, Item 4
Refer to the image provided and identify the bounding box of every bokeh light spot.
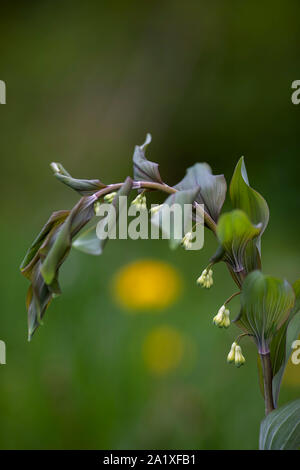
[143,326,184,375]
[112,259,182,311]
[283,361,300,387]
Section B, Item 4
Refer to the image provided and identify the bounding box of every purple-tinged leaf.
[133,134,163,184]
[20,210,71,340]
[41,195,97,285]
[51,162,106,195]
[174,163,226,223]
[151,187,201,249]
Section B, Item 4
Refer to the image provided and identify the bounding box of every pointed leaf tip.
[230,157,269,239]
[51,162,106,195]
[133,134,162,184]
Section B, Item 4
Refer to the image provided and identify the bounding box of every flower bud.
[94,200,101,216]
[227,342,237,363]
[131,194,147,210]
[104,192,117,203]
[234,345,246,368]
[222,308,231,329]
[197,268,213,289]
[182,231,194,250]
[213,305,226,327]
[50,162,60,173]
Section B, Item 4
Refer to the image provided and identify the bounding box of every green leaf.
[151,187,200,249]
[133,134,163,184]
[230,157,269,237]
[25,262,60,340]
[174,163,227,222]
[51,162,106,195]
[20,210,70,276]
[259,399,300,450]
[238,271,295,353]
[20,211,71,340]
[230,157,269,273]
[292,277,300,313]
[271,278,300,406]
[215,209,261,276]
[22,179,133,339]
[73,177,133,255]
[72,223,100,255]
[41,195,97,285]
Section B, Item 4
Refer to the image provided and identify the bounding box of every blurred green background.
[1,0,300,450]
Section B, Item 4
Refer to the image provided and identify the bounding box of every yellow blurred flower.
[143,326,184,375]
[283,361,300,387]
[112,259,182,311]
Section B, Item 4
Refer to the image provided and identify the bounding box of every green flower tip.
[103,192,117,204]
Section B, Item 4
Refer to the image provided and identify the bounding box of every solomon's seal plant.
[20,134,300,449]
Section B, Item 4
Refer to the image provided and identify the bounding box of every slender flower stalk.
[224,291,240,306]
[93,181,217,233]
